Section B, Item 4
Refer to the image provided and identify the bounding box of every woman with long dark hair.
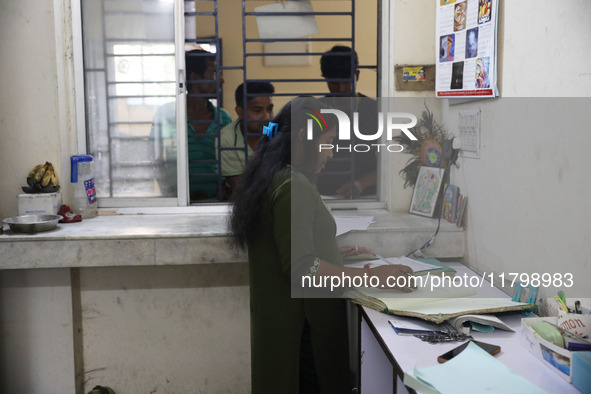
[230,97,413,393]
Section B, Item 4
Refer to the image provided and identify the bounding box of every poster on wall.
[435,0,498,98]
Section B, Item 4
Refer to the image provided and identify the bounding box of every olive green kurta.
[247,167,351,394]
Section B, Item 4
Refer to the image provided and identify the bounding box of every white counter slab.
[336,210,464,259]
[0,213,230,240]
[0,210,464,269]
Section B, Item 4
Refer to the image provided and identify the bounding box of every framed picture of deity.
[409,166,445,217]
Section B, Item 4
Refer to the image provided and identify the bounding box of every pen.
[558,290,566,304]
[372,252,393,266]
[575,300,581,314]
[554,297,569,313]
[557,291,574,313]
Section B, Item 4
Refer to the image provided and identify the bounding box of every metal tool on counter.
[412,321,472,343]
[414,331,473,343]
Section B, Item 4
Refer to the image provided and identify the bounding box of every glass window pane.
[81,0,176,200]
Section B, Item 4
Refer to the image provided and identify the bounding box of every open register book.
[347,276,533,324]
[345,256,456,277]
[448,313,514,333]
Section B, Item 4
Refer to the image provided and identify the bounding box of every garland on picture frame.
[393,105,459,188]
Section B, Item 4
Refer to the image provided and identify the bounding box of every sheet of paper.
[414,342,547,394]
[345,257,441,273]
[470,321,494,333]
[255,1,319,39]
[435,0,498,98]
[334,215,374,236]
[389,317,442,332]
[389,256,442,272]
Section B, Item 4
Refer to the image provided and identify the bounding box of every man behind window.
[316,45,378,198]
[218,82,275,194]
[151,49,231,201]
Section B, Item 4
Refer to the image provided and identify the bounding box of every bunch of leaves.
[392,105,458,188]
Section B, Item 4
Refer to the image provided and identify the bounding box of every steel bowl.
[3,214,63,233]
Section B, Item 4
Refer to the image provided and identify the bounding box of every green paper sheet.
[414,342,547,394]
[469,321,494,333]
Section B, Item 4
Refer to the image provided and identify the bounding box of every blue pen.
[567,342,591,351]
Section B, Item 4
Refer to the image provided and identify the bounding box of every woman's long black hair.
[230,96,334,249]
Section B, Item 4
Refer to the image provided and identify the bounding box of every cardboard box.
[17,192,62,216]
[521,317,575,382]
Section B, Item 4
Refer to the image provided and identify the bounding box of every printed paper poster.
[436,0,497,98]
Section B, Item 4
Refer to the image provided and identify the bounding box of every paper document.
[389,256,442,272]
[389,317,446,335]
[346,257,442,273]
[334,215,374,236]
[255,1,319,39]
[412,342,547,393]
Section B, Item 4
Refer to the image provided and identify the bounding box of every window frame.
[73,0,190,208]
[70,0,391,213]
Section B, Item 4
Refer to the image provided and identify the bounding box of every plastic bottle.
[70,155,97,219]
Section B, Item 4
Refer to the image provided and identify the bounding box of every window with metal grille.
[77,0,380,207]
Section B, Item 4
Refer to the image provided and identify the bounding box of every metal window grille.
[80,0,380,205]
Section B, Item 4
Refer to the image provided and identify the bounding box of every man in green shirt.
[151,49,231,201]
[218,82,275,194]
[185,49,232,200]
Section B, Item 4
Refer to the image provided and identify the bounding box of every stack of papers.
[404,342,547,393]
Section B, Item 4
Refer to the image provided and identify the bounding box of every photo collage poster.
[435,0,498,98]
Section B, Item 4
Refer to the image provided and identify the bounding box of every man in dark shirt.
[316,45,378,198]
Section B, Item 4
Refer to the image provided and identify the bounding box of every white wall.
[447,1,591,302]
[445,98,591,300]
[391,0,591,303]
[499,1,591,97]
[0,269,77,393]
[0,0,76,220]
[79,265,250,393]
